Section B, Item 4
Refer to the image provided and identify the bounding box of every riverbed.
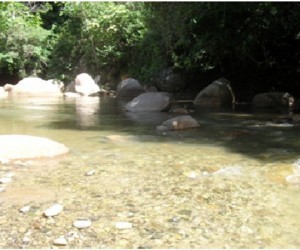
[0,95,300,248]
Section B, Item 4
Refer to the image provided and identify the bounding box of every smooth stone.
[286,174,300,184]
[19,205,31,213]
[4,172,14,178]
[183,171,199,179]
[0,177,12,184]
[22,236,30,245]
[73,219,92,229]
[0,134,69,160]
[0,158,9,164]
[53,236,67,246]
[115,221,133,229]
[85,170,96,176]
[44,204,63,217]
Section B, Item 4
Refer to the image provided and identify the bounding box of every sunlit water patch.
[0,96,300,248]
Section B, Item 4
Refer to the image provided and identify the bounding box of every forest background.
[0,2,300,101]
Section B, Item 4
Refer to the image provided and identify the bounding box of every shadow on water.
[37,96,300,162]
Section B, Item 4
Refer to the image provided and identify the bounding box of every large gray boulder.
[74,73,100,96]
[0,135,69,160]
[117,78,144,98]
[156,115,200,131]
[4,77,62,97]
[193,78,234,107]
[252,92,295,109]
[154,68,186,92]
[125,92,173,112]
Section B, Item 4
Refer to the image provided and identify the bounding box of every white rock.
[53,236,67,246]
[0,177,12,184]
[115,221,132,229]
[73,219,91,229]
[19,205,31,213]
[4,172,14,178]
[85,170,96,176]
[0,157,9,164]
[183,171,199,179]
[213,166,242,176]
[286,174,300,184]
[22,236,30,244]
[0,187,5,192]
[44,204,63,217]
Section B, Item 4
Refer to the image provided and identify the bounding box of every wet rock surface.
[0,135,69,160]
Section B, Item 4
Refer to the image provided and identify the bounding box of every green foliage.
[1,2,300,97]
[0,2,55,77]
[47,2,146,81]
[133,2,300,95]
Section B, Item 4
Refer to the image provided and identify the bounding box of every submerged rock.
[0,135,69,160]
[156,115,200,131]
[53,236,67,246]
[115,221,132,229]
[44,204,63,217]
[125,92,173,112]
[285,174,300,184]
[73,219,92,229]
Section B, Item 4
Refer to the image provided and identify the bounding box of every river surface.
[0,95,300,248]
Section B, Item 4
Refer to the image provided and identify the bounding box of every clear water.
[1,96,300,248]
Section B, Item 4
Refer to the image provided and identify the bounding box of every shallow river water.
[1,95,300,248]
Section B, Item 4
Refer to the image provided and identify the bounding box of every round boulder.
[117,78,144,98]
[193,78,234,107]
[252,92,295,109]
[0,135,69,160]
[4,77,62,97]
[125,92,173,112]
[75,73,100,96]
[154,68,186,92]
[156,115,200,131]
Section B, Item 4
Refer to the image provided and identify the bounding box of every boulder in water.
[4,77,62,97]
[125,92,173,112]
[156,115,200,131]
[0,135,69,160]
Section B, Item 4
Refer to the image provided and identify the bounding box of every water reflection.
[74,96,100,128]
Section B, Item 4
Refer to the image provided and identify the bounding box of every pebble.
[73,219,92,229]
[19,205,31,214]
[85,170,96,176]
[0,177,12,184]
[44,204,63,217]
[22,236,30,245]
[53,236,67,246]
[4,172,14,178]
[213,166,242,176]
[0,158,9,164]
[115,221,132,229]
[183,171,199,179]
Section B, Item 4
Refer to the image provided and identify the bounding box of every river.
[0,95,300,248]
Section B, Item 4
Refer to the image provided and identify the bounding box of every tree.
[0,2,55,78]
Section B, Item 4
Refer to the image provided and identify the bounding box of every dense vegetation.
[1,2,300,101]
